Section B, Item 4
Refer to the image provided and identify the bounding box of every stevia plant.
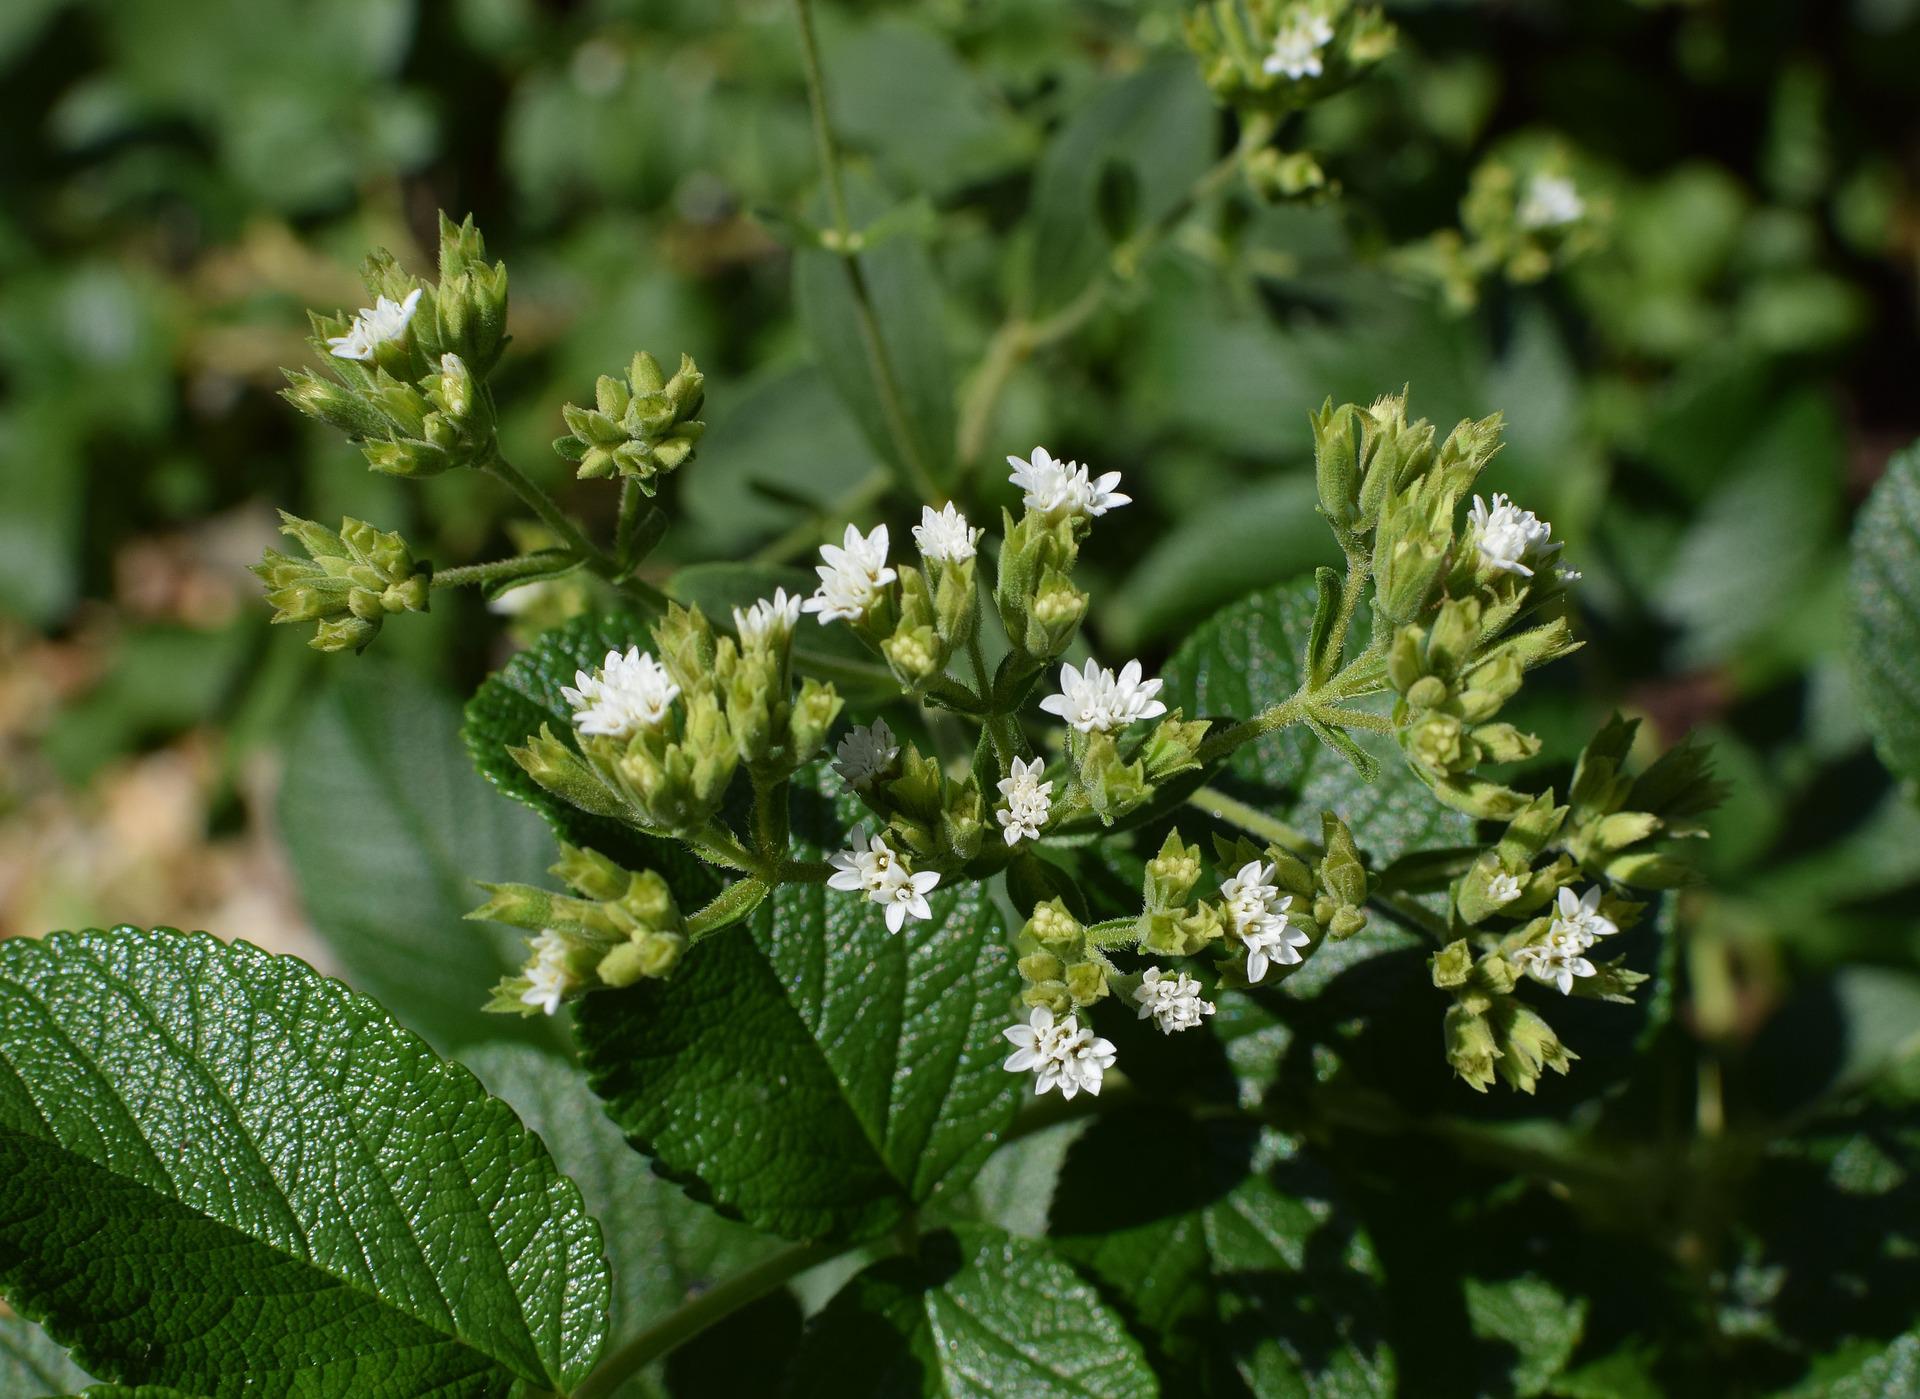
[3,4,1805,1398]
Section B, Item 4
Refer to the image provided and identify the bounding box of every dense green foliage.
[5,1,1920,1396]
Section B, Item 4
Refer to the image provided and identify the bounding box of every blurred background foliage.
[3,0,1920,1391]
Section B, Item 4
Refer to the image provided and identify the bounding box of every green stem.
[430,552,573,591]
[691,826,771,879]
[752,773,791,861]
[572,1237,847,1399]
[1194,692,1311,767]
[484,451,608,572]
[790,0,943,504]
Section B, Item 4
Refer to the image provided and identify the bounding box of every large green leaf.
[1050,1109,1393,1397]
[462,1044,778,1399]
[280,660,562,1053]
[794,180,955,493]
[787,1225,1157,1398]
[1159,578,1473,865]
[1026,57,1216,316]
[579,773,1021,1243]
[0,1312,91,1397]
[1850,439,1920,787]
[0,927,609,1397]
[463,611,719,900]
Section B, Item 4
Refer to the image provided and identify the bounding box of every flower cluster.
[563,647,680,738]
[252,512,432,653]
[1039,659,1167,735]
[995,757,1052,846]
[1006,448,1131,522]
[1264,11,1333,79]
[1132,968,1216,1034]
[828,830,942,934]
[1219,860,1311,982]
[1512,886,1618,994]
[1002,1006,1117,1100]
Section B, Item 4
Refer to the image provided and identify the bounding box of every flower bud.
[511,725,631,820]
[1144,829,1203,911]
[597,930,686,987]
[556,350,705,491]
[1025,898,1084,953]
[787,678,843,764]
[1065,961,1110,1006]
[1019,950,1066,985]
[252,512,431,653]
[1141,712,1211,782]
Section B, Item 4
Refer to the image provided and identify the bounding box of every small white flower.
[833,719,900,790]
[1514,937,1597,996]
[733,588,802,648]
[1219,860,1310,982]
[1486,872,1524,906]
[1003,1007,1117,1099]
[1133,967,1216,1035]
[1550,885,1618,944]
[562,646,680,738]
[326,287,423,361]
[1058,1026,1118,1098]
[995,755,1053,846]
[1468,493,1560,578]
[912,502,982,564]
[827,828,903,895]
[520,932,576,1016]
[1038,658,1167,734]
[1006,447,1131,522]
[1262,11,1334,80]
[801,523,896,624]
[878,868,941,933]
[1518,173,1585,231]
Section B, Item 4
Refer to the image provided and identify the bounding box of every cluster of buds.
[251,512,430,652]
[555,351,706,491]
[512,599,840,838]
[1183,1,1396,202]
[1432,940,1577,1095]
[283,216,507,477]
[1016,899,1117,1017]
[1183,0,1396,115]
[1399,142,1609,310]
[478,844,688,1017]
[1563,716,1725,889]
[834,722,987,870]
[801,512,981,692]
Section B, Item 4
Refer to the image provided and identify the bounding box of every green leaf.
[1850,439,1920,787]
[0,927,610,1396]
[1465,1275,1586,1397]
[1050,1109,1393,1397]
[794,178,955,493]
[0,1312,92,1397]
[280,659,563,1053]
[462,1044,778,1399]
[1160,578,1473,865]
[1102,477,1343,652]
[1780,1328,1920,1397]
[579,772,1021,1242]
[463,611,719,901]
[787,1225,1157,1398]
[1027,57,1216,315]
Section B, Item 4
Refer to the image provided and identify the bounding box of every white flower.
[1038,658,1167,734]
[995,755,1053,846]
[833,719,900,789]
[1468,493,1560,578]
[520,932,576,1016]
[912,503,982,564]
[1514,932,1597,996]
[562,646,680,738]
[1219,860,1311,982]
[1006,447,1131,522]
[1486,872,1524,906]
[1133,967,1216,1035]
[326,287,423,361]
[733,588,802,648]
[1002,1006,1116,1099]
[1550,885,1617,944]
[802,523,896,624]
[827,828,903,895]
[1262,11,1334,79]
[878,868,941,933]
[1518,173,1585,231]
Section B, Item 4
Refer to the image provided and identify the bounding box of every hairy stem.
[573,1237,847,1399]
[483,449,670,612]
[430,551,574,591]
[790,0,943,504]
[686,877,771,943]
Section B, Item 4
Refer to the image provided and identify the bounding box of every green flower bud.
[551,844,628,903]
[882,623,944,686]
[1023,981,1074,1016]
[1328,905,1368,938]
[1244,146,1328,202]
[597,930,686,988]
[1141,711,1211,782]
[932,553,980,645]
[1174,901,1227,952]
[1026,569,1090,659]
[1444,1003,1500,1093]
[1311,398,1363,533]
[1493,1002,1576,1094]
[652,603,717,701]
[1409,713,1470,775]
[1026,898,1084,953]
[1472,722,1541,765]
[1144,829,1204,911]
[1432,938,1477,989]
[1019,950,1066,985]
[1318,812,1369,909]
[787,678,843,765]
[1065,961,1110,1006]
[511,725,632,821]
[431,213,510,375]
